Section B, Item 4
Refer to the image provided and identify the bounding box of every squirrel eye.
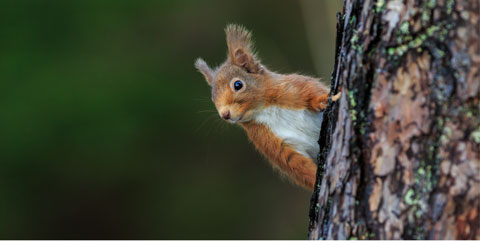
[233,80,243,91]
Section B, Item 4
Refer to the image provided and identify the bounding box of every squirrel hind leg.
[276,146,317,190]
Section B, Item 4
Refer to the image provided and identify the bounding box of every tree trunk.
[308,0,479,239]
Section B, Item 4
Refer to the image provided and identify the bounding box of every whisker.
[192,97,213,102]
[196,109,218,114]
[205,115,223,137]
[194,114,218,134]
[215,118,231,136]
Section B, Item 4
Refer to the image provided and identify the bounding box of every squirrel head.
[195,24,268,123]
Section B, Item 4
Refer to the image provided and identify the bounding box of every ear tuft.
[194,58,214,86]
[225,24,261,73]
[225,24,254,56]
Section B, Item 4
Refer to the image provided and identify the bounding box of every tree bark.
[308,0,479,239]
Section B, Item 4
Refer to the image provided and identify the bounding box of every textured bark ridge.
[308,0,479,239]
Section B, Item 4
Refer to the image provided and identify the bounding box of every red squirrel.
[195,24,340,190]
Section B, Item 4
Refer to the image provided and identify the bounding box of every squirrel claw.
[331,91,342,102]
[311,91,342,111]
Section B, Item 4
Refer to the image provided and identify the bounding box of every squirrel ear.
[225,24,262,74]
[194,58,214,86]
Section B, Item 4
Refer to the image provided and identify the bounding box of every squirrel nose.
[221,111,231,120]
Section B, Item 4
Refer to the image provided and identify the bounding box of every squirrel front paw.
[311,94,329,111]
[311,91,342,111]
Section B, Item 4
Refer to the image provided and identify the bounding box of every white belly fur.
[254,106,323,160]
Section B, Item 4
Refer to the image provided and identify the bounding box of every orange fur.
[195,24,341,191]
[241,121,318,189]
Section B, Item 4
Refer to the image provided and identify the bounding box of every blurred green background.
[0,0,342,239]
